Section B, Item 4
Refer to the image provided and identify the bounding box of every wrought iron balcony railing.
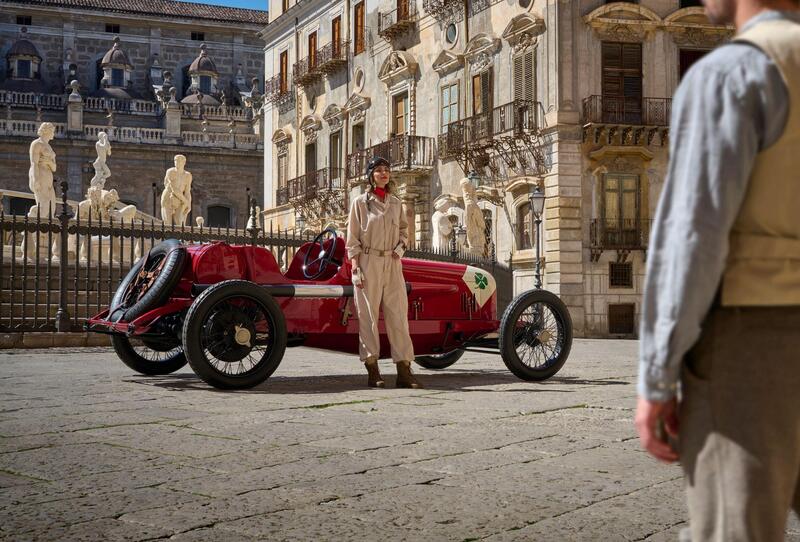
[346,134,436,180]
[590,218,652,250]
[264,73,293,105]
[442,99,540,156]
[582,96,671,127]
[293,53,322,87]
[276,167,346,206]
[317,41,350,74]
[378,2,418,40]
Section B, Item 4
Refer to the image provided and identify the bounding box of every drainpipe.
[295,17,301,182]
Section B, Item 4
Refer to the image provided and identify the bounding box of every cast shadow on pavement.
[124,371,629,394]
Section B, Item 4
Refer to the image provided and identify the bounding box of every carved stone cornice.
[323,104,344,132]
[432,50,464,76]
[378,50,418,87]
[666,25,734,48]
[343,92,371,124]
[464,34,501,73]
[300,115,322,142]
[502,14,546,53]
[589,146,653,174]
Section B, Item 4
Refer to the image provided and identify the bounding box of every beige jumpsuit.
[346,192,415,363]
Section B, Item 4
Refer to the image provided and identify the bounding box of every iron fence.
[317,41,349,73]
[378,1,418,37]
[1,181,512,332]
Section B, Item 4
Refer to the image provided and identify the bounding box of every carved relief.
[463,34,501,72]
[300,115,322,142]
[432,50,464,76]
[501,13,545,52]
[378,51,418,86]
[323,104,344,131]
[669,27,733,48]
[343,92,371,124]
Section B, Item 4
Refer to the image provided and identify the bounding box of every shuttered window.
[393,92,409,136]
[354,2,365,55]
[472,70,492,116]
[513,49,536,103]
[308,31,317,67]
[277,153,288,186]
[601,42,642,124]
[332,16,341,55]
[279,51,288,93]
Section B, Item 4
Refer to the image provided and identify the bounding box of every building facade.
[260,0,731,337]
[0,0,269,227]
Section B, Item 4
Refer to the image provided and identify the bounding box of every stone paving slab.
[1,341,798,540]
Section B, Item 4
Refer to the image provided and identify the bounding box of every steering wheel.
[302,228,341,280]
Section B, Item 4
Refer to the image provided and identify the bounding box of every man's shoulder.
[686,42,767,80]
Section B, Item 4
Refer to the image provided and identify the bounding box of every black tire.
[110,239,187,323]
[182,280,287,389]
[112,334,187,375]
[415,349,465,370]
[499,289,573,381]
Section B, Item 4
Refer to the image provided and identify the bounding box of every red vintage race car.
[86,230,572,389]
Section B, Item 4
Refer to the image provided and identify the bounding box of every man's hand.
[635,396,679,463]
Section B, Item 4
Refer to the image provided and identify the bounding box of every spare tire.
[109,239,188,323]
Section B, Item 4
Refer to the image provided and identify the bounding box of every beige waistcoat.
[720,19,800,306]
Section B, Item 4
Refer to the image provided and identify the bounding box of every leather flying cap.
[365,156,390,183]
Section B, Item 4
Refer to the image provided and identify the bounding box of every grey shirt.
[638,10,799,402]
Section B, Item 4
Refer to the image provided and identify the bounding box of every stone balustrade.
[0,91,65,109]
[180,103,250,121]
[0,120,66,137]
[84,97,162,115]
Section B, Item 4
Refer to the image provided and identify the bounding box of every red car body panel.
[87,239,499,358]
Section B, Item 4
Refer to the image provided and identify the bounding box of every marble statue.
[28,122,57,217]
[431,197,456,251]
[161,154,192,226]
[90,132,112,189]
[77,187,138,262]
[460,177,486,255]
[195,216,205,228]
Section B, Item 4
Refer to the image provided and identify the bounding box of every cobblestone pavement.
[1,340,799,541]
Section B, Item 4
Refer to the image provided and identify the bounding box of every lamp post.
[529,184,545,289]
[151,182,158,218]
[467,170,480,188]
[296,213,305,236]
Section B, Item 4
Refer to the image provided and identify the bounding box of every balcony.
[293,53,322,87]
[276,167,346,206]
[317,41,350,75]
[442,99,540,157]
[378,2,418,41]
[346,134,436,181]
[422,0,462,22]
[582,96,671,145]
[589,218,651,261]
[264,73,293,105]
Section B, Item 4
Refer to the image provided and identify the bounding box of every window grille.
[608,304,635,335]
[609,262,633,288]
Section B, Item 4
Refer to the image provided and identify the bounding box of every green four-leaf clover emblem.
[474,272,488,290]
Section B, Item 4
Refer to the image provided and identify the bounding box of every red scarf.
[373,187,387,200]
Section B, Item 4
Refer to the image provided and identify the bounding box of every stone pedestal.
[164,102,181,143]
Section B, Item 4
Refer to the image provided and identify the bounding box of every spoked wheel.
[415,349,465,370]
[499,289,573,381]
[112,335,187,375]
[182,280,287,389]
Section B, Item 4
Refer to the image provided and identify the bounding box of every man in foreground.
[635,0,800,539]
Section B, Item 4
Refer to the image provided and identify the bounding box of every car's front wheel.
[182,280,287,389]
[499,289,572,381]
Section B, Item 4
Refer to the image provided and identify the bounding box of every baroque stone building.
[0,0,269,226]
[259,0,731,337]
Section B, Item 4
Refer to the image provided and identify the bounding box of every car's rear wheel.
[112,335,187,375]
[182,280,287,389]
[499,289,572,381]
[415,349,464,370]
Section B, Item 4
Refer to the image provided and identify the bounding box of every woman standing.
[346,156,422,389]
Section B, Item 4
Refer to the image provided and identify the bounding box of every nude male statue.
[160,154,192,226]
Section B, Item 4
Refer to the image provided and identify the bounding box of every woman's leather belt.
[363,247,391,257]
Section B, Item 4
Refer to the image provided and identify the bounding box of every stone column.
[66,81,83,134]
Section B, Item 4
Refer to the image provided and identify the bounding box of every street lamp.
[151,182,158,218]
[296,213,305,236]
[467,170,480,188]
[529,184,545,289]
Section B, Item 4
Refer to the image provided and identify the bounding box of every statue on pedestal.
[460,177,486,255]
[90,132,111,189]
[161,154,192,226]
[28,122,57,217]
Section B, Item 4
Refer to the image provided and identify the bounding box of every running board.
[191,283,413,298]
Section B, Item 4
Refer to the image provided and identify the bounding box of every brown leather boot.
[396,361,423,389]
[364,357,385,388]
